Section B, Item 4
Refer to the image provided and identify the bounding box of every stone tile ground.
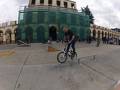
[0,43,120,90]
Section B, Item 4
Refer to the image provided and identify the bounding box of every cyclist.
[63,27,76,56]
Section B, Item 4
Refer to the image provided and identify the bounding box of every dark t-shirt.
[65,30,74,41]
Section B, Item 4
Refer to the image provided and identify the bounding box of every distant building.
[1,1,120,45]
[91,24,120,39]
[0,21,17,44]
[17,0,90,43]
[112,28,120,32]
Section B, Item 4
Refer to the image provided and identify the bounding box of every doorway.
[36,26,45,43]
[49,26,57,41]
[25,27,33,43]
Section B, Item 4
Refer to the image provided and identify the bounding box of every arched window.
[49,26,57,41]
[64,2,68,8]
[0,31,3,44]
[102,31,104,38]
[31,0,36,5]
[93,30,96,39]
[57,0,61,7]
[71,3,75,8]
[48,0,52,6]
[40,0,44,4]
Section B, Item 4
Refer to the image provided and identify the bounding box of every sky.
[0,0,120,28]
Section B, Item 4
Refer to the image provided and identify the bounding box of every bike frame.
[63,44,73,56]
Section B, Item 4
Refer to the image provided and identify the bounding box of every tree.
[81,5,94,24]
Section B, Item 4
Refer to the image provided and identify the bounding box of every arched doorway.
[102,31,104,38]
[108,33,110,38]
[36,26,45,43]
[105,32,107,38]
[5,29,12,44]
[25,27,33,43]
[49,26,57,41]
[0,30,3,44]
[93,29,96,40]
[16,28,22,41]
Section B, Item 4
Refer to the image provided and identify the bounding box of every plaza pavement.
[0,42,120,90]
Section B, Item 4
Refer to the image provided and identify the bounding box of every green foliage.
[81,5,94,24]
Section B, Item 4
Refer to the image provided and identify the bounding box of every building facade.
[18,0,90,43]
[0,21,17,44]
[112,28,120,33]
[90,24,120,42]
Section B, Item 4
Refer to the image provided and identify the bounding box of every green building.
[18,0,90,43]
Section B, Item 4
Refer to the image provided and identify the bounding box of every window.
[19,13,24,21]
[25,12,33,24]
[31,0,36,5]
[40,0,44,4]
[48,0,52,6]
[64,2,68,8]
[71,3,75,8]
[57,0,60,7]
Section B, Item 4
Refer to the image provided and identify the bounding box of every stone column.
[100,32,102,39]
[61,0,64,7]
[96,30,98,39]
[29,0,32,6]
[3,33,6,44]
[53,0,57,6]
[44,0,48,6]
[68,1,71,8]
[91,30,93,37]
[11,33,15,44]
[36,0,40,5]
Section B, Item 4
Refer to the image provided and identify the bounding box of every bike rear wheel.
[57,52,67,64]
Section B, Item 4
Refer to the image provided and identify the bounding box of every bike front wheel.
[57,52,67,64]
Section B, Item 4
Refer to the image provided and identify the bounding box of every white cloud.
[0,0,19,22]
[73,0,120,28]
[0,0,28,23]
[0,0,120,28]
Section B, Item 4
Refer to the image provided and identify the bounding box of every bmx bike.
[57,44,77,64]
